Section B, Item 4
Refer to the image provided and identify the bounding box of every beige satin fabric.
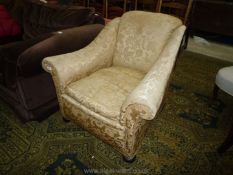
[42,11,186,158]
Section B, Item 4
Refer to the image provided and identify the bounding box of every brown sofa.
[0,0,104,122]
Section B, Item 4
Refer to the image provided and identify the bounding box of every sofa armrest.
[0,33,52,87]
[121,25,186,121]
[92,13,105,25]
[0,33,52,63]
[42,18,120,94]
[18,24,104,77]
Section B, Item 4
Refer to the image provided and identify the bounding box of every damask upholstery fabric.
[42,18,120,113]
[121,25,186,121]
[61,95,127,153]
[43,11,186,159]
[113,12,182,73]
[65,66,145,120]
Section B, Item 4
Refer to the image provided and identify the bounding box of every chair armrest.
[18,24,104,77]
[121,25,186,121]
[42,18,120,94]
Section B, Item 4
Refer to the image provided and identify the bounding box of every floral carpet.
[0,51,233,175]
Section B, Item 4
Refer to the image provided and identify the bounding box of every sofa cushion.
[0,5,21,38]
[23,0,97,39]
[65,66,145,120]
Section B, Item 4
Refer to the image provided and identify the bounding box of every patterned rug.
[0,51,233,175]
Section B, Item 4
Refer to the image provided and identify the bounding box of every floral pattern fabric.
[42,11,186,158]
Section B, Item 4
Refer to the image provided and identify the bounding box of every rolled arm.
[121,25,186,121]
[0,33,52,63]
[0,33,52,87]
[42,18,120,94]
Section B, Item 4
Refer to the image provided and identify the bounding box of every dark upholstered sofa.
[0,0,104,122]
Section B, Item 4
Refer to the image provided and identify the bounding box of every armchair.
[42,11,186,162]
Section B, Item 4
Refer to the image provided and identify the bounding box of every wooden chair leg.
[218,124,233,153]
[155,0,162,12]
[134,0,138,10]
[213,84,219,100]
[105,0,108,18]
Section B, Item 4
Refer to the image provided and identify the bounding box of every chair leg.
[218,124,233,153]
[122,155,136,163]
[62,116,70,123]
[213,84,219,100]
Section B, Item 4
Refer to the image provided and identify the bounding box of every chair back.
[113,11,182,73]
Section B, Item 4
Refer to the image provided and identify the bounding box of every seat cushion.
[65,66,145,120]
[216,66,233,96]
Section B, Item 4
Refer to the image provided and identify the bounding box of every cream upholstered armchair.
[42,11,186,162]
